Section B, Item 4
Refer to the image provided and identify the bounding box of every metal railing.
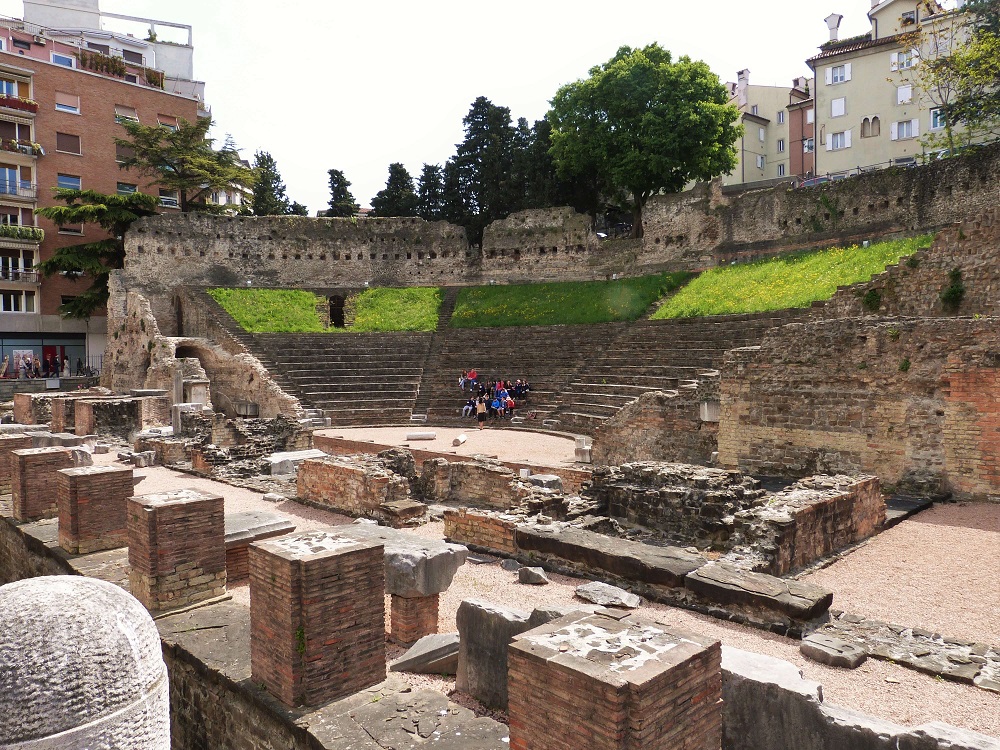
[0,268,38,283]
[0,180,37,199]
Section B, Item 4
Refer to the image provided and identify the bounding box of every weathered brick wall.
[0,434,32,495]
[11,447,73,522]
[644,142,1000,267]
[75,397,166,439]
[127,488,227,611]
[719,317,1000,499]
[480,206,598,270]
[592,378,719,466]
[820,209,1000,319]
[442,507,518,555]
[419,458,526,509]
[296,456,409,516]
[12,392,50,425]
[389,594,439,646]
[733,476,884,575]
[56,464,133,555]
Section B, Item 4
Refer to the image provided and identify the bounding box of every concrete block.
[456,599,532,710]
[267,448,326,475]
[390,632,460,675]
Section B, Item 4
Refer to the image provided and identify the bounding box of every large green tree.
[36,189,159,318]
[326,168,358,217]
[938,3,1000,139]
[547,44,740,236]
[250,150,290,215]
[115,117,254,213]
[370,162,418,217]
[416,163,445,221]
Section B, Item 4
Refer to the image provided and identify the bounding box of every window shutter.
[844,130,852,148]
[911,118,920,137]
[890,52,899,71]
[897,85,911,104]
[825,67,833,85]
[826,133,834,151]
[55,91,79,109]
[890,122,899,140]
[845,63,852,81]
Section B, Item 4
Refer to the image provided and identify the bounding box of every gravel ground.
[94,450,999,737]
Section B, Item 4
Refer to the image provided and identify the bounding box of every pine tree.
[416,164,445,221]
[326,168,358,217]
[250,151,289,216]
[287,201,309,216]
[370,163,418,217]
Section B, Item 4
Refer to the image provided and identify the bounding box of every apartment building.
[0,0,203,369]
[724,71,814,187]
[808,0,967,177]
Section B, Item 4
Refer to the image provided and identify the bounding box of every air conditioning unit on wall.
[32,35,46,45]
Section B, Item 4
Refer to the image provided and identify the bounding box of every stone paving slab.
[685,562,833,621]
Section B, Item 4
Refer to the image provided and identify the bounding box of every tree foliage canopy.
[416,163,445,221]
[547,43,740,235]
[251,151,290,215]
[326,168,358,217]
[115,117,253,213]
[370,162,418,217]
[36,189,159,318]
[939,4,1000,137]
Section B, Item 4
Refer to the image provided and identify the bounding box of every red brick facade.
[389,593,439,645]
[127,488,226,611]
[0,434,33,494]
[0,50,199,318]
[249,531,386,707]
[57,463,133,554]
[10,445,72,521]
[443,507,518,555]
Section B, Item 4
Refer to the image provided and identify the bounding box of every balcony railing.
[76,49,165,90]
[0,94,38,114]
[0,139,43,158]
[0,180,37,199]
[0,224,43,242]
[0,268,38,283]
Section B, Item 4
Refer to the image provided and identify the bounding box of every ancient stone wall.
[418,458,527,509]
[296,455,409,516]
[442,507,519,555]
[592,375,720,466]
[719,317,1000,499]
[644,142,1000,266]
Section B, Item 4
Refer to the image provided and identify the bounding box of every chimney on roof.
[793,76,810,91]
[825,13,845,41]
[736,69,750,108]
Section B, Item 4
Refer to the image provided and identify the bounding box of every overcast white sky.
[0,0,932,211]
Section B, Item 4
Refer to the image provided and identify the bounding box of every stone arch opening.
[328,296,346,328]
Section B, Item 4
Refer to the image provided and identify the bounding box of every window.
[122,49,143,65]
[55,132,81,155]
[114,104,139,124]
[827,63,852,85]
[871,116,881,137]
[0,39,5,51]
[862,117,872,138]
[0,121,31,141]
[51,52,75,68]
[892,119,919,140]
[778,164,786,177]
[1,289,35,312]
[807,109,815,124]
[12,39,31,51]
[897,85,913,105]
[828,131,852,150]
[777,111,785,125]
[0,78,15,96]
[901,10,916,25]
[751,105,759,115]
[931,108,946,130]
[832,97,846,117]
[86,42,110,55]
[117,182,137,195]
[54,91,80,114]
[115,143,134,163]
[892,50,917,71]
[157,114,177,131]
[159,189,179,208]
[804,137,815,153]
[755,154,765,169]
[57,173,81,190]
[758,127,765,142]
[124,74,138,84]
[777,139,785,153]
[59,223,83,235]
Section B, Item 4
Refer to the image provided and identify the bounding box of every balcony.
[0,139,43,158]
[0,180,37,200]
[0,94,38,114]
[0,268,38,284]
[0,224,43,242]
[76,49,165,90]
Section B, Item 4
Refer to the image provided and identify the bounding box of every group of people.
[0,353,75,379]
[458,369,532,429]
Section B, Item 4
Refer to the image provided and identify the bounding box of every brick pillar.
[0,434,33,495]
[390,593,439,645]
[127,488,226,611]
[11,447,73,522]
[508,611,722,750]
[57,464,134,554]
[249,530,385,707]
[74,400,96,437]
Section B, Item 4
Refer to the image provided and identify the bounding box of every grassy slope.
[652,235,934,319]
[208,287,441,333]
[450,272,694,328]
